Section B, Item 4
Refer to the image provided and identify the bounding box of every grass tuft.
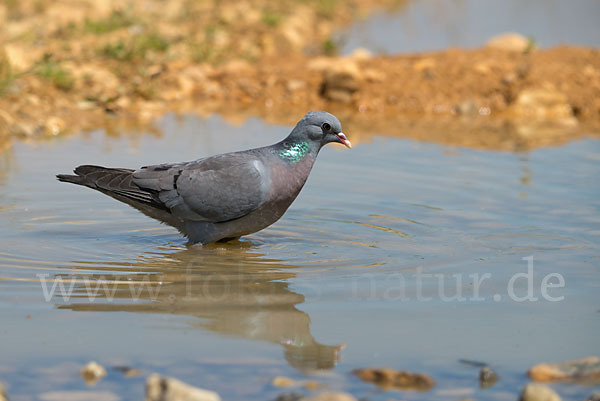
[35,54,74,91]
[101,32,170,61]
[84,10,136,35]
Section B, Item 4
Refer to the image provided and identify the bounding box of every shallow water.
[340,0,600,54]
[1,114,599,400]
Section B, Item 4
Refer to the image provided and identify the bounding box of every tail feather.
[56,165,166,210]
[57,165,183,232]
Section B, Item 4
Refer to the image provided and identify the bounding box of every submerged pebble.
[0,383,7,401]
[519,383,561,401]
[353,368,435,391]
[528,357,600,383]
[301,392,357,401]
[79,361,106,386]
[479,366,498,389]
[145,374,221,401]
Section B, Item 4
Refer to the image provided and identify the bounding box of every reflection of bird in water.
[56,243,343,371]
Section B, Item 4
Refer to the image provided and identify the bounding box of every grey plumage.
[57,111,351,244]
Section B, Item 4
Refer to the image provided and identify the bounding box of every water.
[340,0,600,54]
[1,114,599,400]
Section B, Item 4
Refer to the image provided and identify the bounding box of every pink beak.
[336,133,352,148]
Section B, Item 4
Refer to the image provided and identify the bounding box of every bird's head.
[289,111,351,149]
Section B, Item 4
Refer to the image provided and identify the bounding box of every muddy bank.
[1,0,599,151]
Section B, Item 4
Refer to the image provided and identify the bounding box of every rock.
[353,368,435,391]
[348,48,372,61]
[301,392,357,401]
[486,33,532,52]
[221,60,252,75]
[113,366,141,377]
[586,392,600,401]
[519,383,561,401]
[80,361,106,386]
[510,88,575,122]
[413,58,436,72]
[273,393,303,401]
[307,57,331,72]
[39,391,120,401]
[528,357,600,383]
[45,117,65,136]
[272,376,297,388]
[304,381,321,391]
[319,59,361,103]
[479,366,498,389]
[0,382,7,401]
[286,80,306,92]
[145,374,221,401]
[456,100,478,116]
[363,69,385,83]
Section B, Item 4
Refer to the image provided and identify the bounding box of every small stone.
[273,393,303,401]
[304,381,321,391]
[221,60,252,75]
[353,368,435,391]
[0,382,7,401]
[301,392,357,401]
[363,69,385,83]
[80,361,106,386]
[486,33,533,52]
[319,59,361,103]
[45,117,65,136]
[528,357,600,383]
[456,100,478,116]
[272,376,297,388]
[413,58,436,72]
[585,392,600,401]
[39,391,120,401]
[510,88,575,122]
[479,366,498,389]
[519,383,561,401]
[286,80,306,92]
[145,374,221,401]
[348,48,372,61]
[113,366,141,377]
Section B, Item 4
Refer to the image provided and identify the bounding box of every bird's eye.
[322,123,331,131]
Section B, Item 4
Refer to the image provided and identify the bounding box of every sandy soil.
[1,0,599,151]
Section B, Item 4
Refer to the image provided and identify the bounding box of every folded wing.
[132,154,270,223]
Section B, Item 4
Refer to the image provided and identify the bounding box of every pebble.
[510,88,575,122]
[80,361,106,386]
[519,383,561,401]
[272,376,298,388]
[0,382,7,401]
[145,374,221,401]
[39,391,120,401]
[353,368,435,391]
[301,392,357,401]
[486,33,532,52]
[586,392,600,401]
[348,48,372,61]
[319,59,361,103]
[479,366,498,388]
[45,116,65,136]
[528,357,600,382]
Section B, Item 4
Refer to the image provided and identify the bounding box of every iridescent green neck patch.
[279,141,310,164]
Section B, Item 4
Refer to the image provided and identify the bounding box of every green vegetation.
[299,0,338,17]
[322,37,339,56]
[101,32,170,61]
[190,25,222,64]
[262,9,283,27]
[0,57,14,96]
[525,36,537,54]
[35,54,74,91]
[84,10,136,34]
